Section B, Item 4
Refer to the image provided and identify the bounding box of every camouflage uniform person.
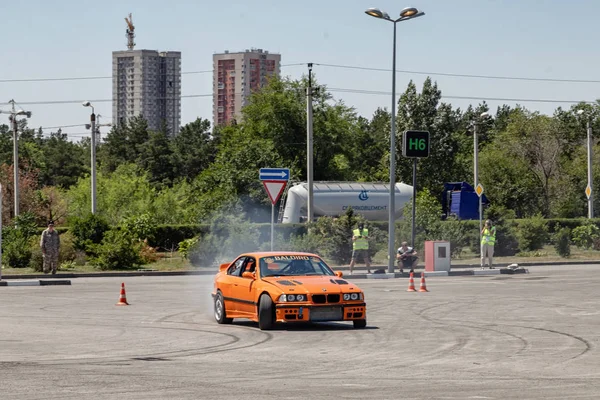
[40,221,60,274]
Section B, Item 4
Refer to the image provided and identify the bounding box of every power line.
[315,63,600,84]
[3,62,599,84]
[327,88,594,105]
[0,63,305,83]
[0,94,213,106]
[0,89,593,107]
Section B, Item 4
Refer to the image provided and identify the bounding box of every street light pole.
[83,101,96,214]
[389,20,397,273]
[365,6,425,273]
[307,63,314,223]
[577,110,594,219]
[587,119,594,219]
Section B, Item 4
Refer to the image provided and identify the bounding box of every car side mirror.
[242,271,256,280]
[219,263,230,272]
[335,271,343,278]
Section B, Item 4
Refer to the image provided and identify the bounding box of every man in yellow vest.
[349,222,371,274]
[481,219,496,269]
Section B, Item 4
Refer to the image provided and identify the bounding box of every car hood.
[261,275,360,294]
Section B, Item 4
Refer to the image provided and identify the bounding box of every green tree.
[171,118,218,181]
[38,130,87,188]
[137,129,175,188]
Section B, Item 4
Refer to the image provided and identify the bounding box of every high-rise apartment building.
[112,50,181,135]
[213,48,281,126]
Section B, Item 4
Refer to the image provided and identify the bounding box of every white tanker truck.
[280,181,414,224]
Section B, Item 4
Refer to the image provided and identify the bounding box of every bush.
[178,237,199,260]
[553,227,571,258]
[58,232,77,264]
[571,224,600,249]
[3,215,38,269]
[517,214,549,251]
[30,244,44,272]
[152,224,207,251]
[89,230,143,270]
[69,213,110,253]
[4,230,33,268]
[139,240,161,263]
[120,213,157,242]
[436,219,471,258]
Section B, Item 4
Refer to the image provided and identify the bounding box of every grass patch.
[1,252,196,275]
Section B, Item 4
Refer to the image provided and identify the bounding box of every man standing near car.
[40,221,60,275]
[349,222,371,274]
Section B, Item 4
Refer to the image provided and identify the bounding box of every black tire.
[214,291,233,324]
[258,294,275,330]
[353,319,367,329]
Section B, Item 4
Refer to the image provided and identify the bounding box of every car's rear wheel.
[214,291,232,324]
[353,319,367,329]
[258,294,275,330]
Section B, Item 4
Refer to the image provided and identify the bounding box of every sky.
[0,0,599,141]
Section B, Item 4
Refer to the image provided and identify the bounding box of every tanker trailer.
[281,181,413,223]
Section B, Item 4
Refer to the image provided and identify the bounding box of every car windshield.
[259,255,335,277]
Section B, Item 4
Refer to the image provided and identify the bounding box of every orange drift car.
[212,252,367,330]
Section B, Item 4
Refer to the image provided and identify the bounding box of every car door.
[221,257,246,315]
[231,257,258,316]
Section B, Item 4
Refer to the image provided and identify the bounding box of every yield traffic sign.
[262,181,287,205]
[259,168,290,181]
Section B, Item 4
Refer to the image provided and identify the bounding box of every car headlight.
[343,293,364,301]
[278,294,306,302]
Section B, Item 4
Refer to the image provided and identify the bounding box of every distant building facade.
[112,50,181,135]
[213,48,281,126]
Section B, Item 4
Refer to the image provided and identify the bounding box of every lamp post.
[577,109,593,218]
[473,112,490,246]
[0,100,32,217]
[365,6,425,273]
[82,101,96,214]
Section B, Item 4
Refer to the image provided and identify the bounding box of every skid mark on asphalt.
[15,316,274,367]
[416,302,531,361]
[413,300,593,367]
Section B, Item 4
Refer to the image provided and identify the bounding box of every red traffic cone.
[407,272,417,292]
[116,282,130,306]
[418,272,429,292]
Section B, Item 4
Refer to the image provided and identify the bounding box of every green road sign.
[402,130,430,158]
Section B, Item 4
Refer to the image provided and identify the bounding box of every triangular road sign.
[262,180,287,205]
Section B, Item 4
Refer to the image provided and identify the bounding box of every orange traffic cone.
[418,272,429,292]
[407,272,417,292]
[116,282,130,306]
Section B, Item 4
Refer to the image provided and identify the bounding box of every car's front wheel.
[214,291,233,324]
[258,294,275,330]
[353,319,367,329]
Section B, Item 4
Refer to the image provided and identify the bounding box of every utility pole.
[0,100,32,218]
[11,101,19,218]
[83,101,96,214]
[306,63,314,223]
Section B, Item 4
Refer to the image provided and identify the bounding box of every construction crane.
[125,13,135,50]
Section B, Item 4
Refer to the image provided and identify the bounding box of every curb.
[0,270,215,280]
[334,260,600,271]
[344,267,529,280]
[0,279,72,286]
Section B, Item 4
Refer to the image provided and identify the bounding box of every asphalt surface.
[1,264,599,399]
